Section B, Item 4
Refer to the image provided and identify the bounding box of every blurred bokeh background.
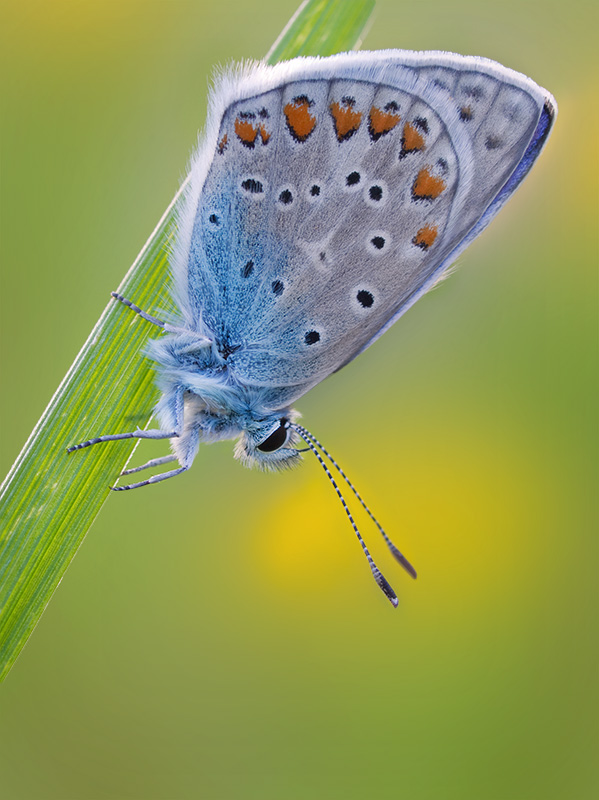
[1,1,597,798]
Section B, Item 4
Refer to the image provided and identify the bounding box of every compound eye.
[256,419,288,453]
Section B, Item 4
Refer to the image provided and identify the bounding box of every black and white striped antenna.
[293,423,417,580]
[291,423,416,607]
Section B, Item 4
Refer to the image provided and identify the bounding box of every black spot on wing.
[241,178,264,193]
[357,290,374,308]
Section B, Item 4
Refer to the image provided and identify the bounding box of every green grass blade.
[0,0,376,682]
[266,0,375,62]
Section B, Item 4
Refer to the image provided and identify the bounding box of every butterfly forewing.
[180,52,554,405]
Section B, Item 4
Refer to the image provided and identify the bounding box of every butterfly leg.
[111,425,199,491]
[111,292,211,342]
[67,427,179,453]
[68,382,186,454]
[111,465,188,491]
[120,455,177,477]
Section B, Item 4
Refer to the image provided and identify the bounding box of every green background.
[1,1,597,798]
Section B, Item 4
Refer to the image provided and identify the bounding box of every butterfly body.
[147,330,302,470]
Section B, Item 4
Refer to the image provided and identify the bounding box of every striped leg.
[67,384,185,455]
[121,455,177,476]
[67,386,188,491]
[67,428,178,453]
[111,425,199,490]
[111,292,211,342]
[111,465,188,491]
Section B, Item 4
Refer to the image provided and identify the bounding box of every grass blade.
[266,0,375,62]
[0,0,376,682]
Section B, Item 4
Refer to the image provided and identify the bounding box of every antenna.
[291,424,399,607]
[293,424,417,580]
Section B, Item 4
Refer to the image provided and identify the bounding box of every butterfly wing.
[172,51,556,409]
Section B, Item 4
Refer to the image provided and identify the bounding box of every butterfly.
[69,49,556,606]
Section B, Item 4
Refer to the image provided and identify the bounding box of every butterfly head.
[234,413,303,471]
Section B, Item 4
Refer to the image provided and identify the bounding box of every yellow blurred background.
[1,1,597,798]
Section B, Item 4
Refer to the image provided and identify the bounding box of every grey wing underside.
[175,50,556,410]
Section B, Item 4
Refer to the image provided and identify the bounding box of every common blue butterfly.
[69,50,556,605]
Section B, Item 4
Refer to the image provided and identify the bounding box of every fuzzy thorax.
[148,332,303,472]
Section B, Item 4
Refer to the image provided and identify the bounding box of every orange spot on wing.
[235,117,259,146]
[412,167,446,201]
[217,133,228,154]
[402,122,426,153]
[412,223,438,250]
[258,124,270,144]
[368,106,400,140]
[234,116,270,148]
[330,100,362,142]
[284,97,316,142]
